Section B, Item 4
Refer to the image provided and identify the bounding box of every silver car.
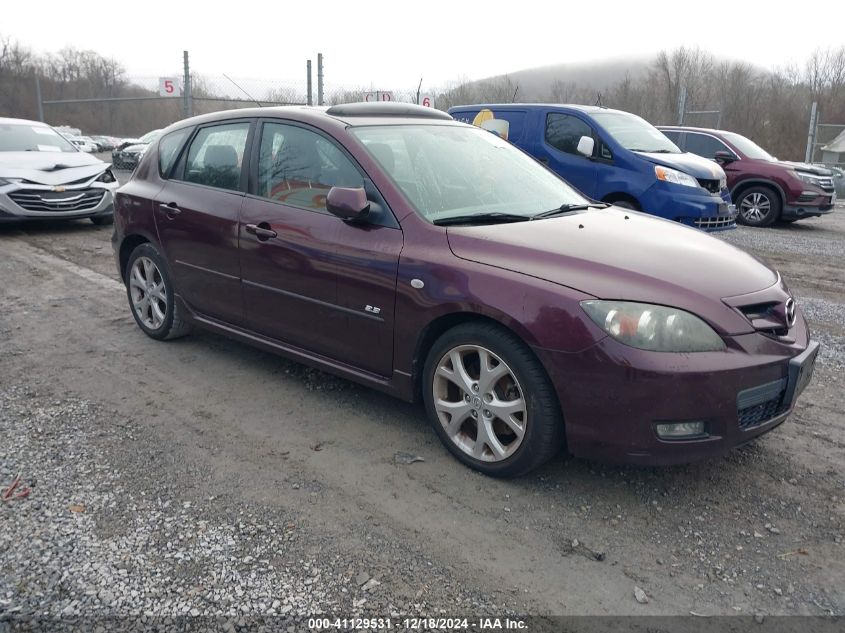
[0,117,119,225]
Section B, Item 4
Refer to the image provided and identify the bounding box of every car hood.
[780,161,832,176]
[636,151,726,180]
[446,206,778,335]
[0,151,108,185]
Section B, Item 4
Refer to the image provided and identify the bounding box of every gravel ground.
[0,194,842,623]
[0,385,511,623]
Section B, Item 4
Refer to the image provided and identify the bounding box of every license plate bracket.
[783,341,819,409]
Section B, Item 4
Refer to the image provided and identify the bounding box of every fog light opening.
[655,421,707,440]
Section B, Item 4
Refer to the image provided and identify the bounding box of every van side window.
[545,113,593,156]
[685,133,734,160]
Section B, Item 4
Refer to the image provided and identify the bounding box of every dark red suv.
[112,103,818,477]
[659,126,836,226]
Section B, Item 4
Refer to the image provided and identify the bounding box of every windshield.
[0,123,78,153]
[139,129,162,144]
[592,111,681,154]
[720,131,774,161]
[351,124,588,222]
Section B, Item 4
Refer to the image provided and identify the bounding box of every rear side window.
[158,128,190,177]
[685,133,731,160]
[256,122,363,213]
[181,122,250,192]
[545,113,593,156]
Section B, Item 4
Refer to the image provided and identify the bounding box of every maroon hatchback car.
[113,103,818,477]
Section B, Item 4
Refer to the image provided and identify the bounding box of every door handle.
[159,202,181,218]
[245,223,277,240]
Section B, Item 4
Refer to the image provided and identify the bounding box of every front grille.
[737,301,789,336]
[694,216,736,230]
[8,188,106,213]
[696,178,721,194]
[817,176,834,192]
[737,378,788,429]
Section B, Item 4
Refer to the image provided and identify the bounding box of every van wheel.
[737,186,780,227]
[422,322,565,477]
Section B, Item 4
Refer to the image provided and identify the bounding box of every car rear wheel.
[422,322,564,477]
[125,243,191,341]
[737,186,780,227]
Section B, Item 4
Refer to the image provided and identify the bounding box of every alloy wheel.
[740,192,771,223]
[129,256,167,330]
[432,345,527,462]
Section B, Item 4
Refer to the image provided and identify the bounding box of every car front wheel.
[422,322,565,477]
[124,243,191,340]
[737,186,781,227]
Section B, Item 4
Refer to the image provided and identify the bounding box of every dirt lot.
[1,181,843,621]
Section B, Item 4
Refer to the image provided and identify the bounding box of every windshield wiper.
[631,148,674,154]
[433,212,531,226]
[532,203,608,220]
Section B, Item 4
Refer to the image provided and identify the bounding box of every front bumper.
[112,152,142,169]
[783,190,836,219]
[642,183,737,231]
[536,313,815,466]
[0,184,116,223]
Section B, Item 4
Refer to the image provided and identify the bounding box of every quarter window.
[182,122,250,192]
[158,128,190,177]
[545,113,593,156]
[256,122,363,212]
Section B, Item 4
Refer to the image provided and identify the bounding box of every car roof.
[0,116,50,127]
[658,125,724,135]
[163,103,458,134]
[447,103,630,115]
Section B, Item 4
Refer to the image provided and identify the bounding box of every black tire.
[90,214,113,226]
[736,186,781,227]
[422,322,565,477]
[611,200,638,211]
[124,243,192,341]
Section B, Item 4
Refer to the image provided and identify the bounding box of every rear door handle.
[159,202,181,218]
[245,223,277,240]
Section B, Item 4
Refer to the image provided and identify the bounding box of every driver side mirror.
[714,150,736,164]
[326,187,370,221]
[577,135,595,158]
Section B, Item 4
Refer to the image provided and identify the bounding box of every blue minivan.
[448,104,736,231]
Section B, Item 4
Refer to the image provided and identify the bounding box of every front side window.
[685,133,732,160]
[592,111,681,154]
[158,128,190,177]
[352,124,588,222]
[720,132,774,161]
[182,122,250,192]
[545,113,593,155]
[0,123,77,153]
[256,122,363,212]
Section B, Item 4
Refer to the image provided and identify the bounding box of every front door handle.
[159,202,181,218]
[245,223,277,241]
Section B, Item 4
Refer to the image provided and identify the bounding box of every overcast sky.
[4,0,844,91]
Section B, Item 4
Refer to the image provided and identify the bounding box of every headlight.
[793,171,821,187]
[581,300,725,352]
[97,169,116,183]
[654,165,699,188]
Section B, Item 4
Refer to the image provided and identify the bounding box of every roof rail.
[326,102,452,120]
